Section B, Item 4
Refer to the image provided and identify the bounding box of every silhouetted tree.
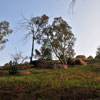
[20,15,49,63]
[0,21,12,50]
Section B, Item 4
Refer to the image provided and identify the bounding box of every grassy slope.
[1,63,100,99]
[1,65,100,88]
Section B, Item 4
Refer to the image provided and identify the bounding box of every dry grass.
[0,63,100,99]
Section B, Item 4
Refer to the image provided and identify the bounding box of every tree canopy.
[42,16,76,65]
[0,21,12,50]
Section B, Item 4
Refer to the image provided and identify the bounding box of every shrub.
[36,58,48,68]
[67,58,74,65]
[8,65,19,75]
[84,59,100,64]
[1,66,10,70]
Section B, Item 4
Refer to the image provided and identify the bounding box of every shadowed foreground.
[0,87,100,100]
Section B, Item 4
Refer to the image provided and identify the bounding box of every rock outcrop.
[87,56,93,59]
[50,64,68,69]
[76,55,86,59]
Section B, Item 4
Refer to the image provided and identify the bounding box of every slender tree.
[20,15,49,63]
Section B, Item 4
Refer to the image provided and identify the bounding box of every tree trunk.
[30,35,34,63]
[59,58,64,65]
[63,52,67,65]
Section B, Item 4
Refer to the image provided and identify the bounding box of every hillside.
[0,59,100,100]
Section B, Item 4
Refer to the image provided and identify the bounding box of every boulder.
[30,58,48,68]
[24,61,30,65]
[75,59,87,66]
[76,55,86,59]
[67,58,87,66]
[4,63,9,66]
[87,56,93,59]
[51,64,68,69]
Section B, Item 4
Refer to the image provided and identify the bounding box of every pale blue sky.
[0,0,100,65]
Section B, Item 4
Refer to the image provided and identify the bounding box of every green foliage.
[41,47,52,60]
[35,47,52,60]
[84,59,100,64]
[0,21,12,50]
[42,17,76,65]
[96,46,100,59]
[8,65,19,75]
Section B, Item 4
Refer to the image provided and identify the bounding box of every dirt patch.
[0,87,100,100]
[19,71,31,75]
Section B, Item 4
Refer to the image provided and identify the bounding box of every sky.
[0,0,100,65]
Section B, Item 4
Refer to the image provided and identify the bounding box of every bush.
[84,59,100,64]
[36,58,48,68]
[67,58,73,65]
[8,65,19,75]
[1,66,10,70]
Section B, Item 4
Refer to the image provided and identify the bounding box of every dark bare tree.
[11,51,28,64]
